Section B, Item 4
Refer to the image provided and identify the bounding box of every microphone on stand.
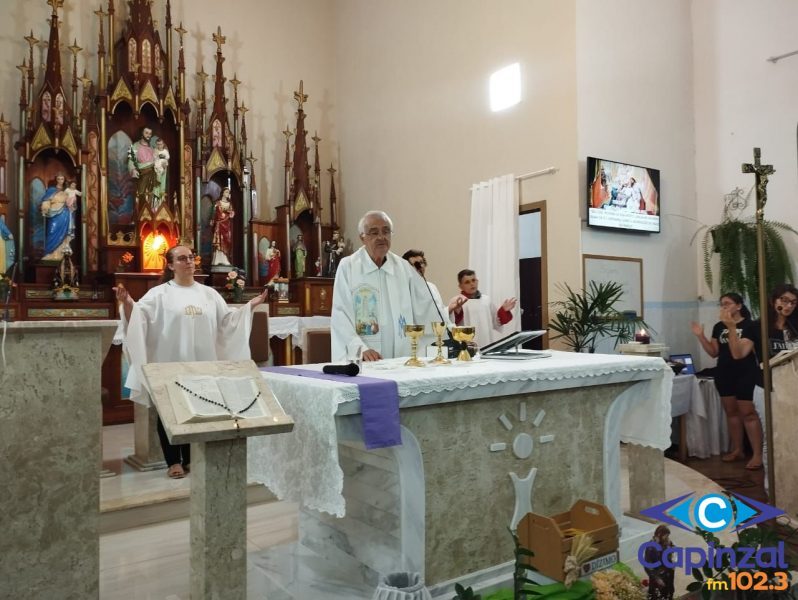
[412,262,460,357]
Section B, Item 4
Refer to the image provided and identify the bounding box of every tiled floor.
[98,424,743,599]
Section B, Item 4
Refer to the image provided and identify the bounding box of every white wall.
[576,0,698,355]
[692,0,798,366]
[0,0,338,223]
[334,0,580,302]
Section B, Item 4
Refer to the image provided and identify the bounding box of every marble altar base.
[0,320,117,599]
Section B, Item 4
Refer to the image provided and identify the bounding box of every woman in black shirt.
[691,293,758,466]
[725,284,798,470]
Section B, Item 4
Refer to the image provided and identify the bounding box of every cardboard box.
[516,499,619,582]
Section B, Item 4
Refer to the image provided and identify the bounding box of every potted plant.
[548,281,648,353]
[695,187,797,315]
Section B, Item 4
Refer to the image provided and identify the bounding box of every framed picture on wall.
[582,254,644,319]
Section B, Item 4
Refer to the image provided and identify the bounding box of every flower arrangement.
[117,251,134,272]
[591,566,645,600]
[225,267,246,302]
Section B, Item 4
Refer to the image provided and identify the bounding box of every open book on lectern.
[171,375,271,424]
[480,330,550,360]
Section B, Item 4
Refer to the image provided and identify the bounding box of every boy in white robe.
[448,269,516,349]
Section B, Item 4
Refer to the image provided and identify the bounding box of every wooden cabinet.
[291,277,334,316]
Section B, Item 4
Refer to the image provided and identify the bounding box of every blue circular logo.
[692,493,734,532]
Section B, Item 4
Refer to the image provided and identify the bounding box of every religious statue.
[153,138,170,206]
[39,173,77,261]
[293,234,307,278]
[127,126,167,208]
[324,230,345,277]
[64,181,82,210]
[52,247,79,300]
[265,240,281,284]
[210,187,235,266]
[0,216,16,274]
[314,257,322,277]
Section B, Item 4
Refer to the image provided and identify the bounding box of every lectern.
[143,359,293,600]
[770,349,798,515]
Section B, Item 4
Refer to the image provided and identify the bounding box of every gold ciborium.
[429,321,451,365]
[404,324,426,367]
[452,326,476,361]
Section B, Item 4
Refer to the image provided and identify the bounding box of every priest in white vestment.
[116,245,268,478]
[448,268,516,349]
[331,211,445,362]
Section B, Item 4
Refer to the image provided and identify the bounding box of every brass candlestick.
[429,321,451,365]
[452,326,476,361]
[404,324,426,367]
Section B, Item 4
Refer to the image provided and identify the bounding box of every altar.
[248,351,673,596]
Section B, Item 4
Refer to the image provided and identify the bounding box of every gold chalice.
[429,321,451,365]
[404,324,426,367]
[452,326,476,361]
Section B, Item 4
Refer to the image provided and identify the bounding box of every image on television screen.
[587,157,660,233]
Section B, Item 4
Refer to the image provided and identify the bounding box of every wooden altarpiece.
[193,26,257,284]
[98,0,190,274]
[251,80,340,316]
[15,0,94,285]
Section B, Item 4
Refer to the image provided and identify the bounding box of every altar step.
[100,481,278,534]
[100,422,282,534]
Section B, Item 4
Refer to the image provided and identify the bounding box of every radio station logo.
[639,492,787,576]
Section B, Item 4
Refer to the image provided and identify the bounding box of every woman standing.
[690,293,759,467]
[117,245,267,478]
[724,284,798,472]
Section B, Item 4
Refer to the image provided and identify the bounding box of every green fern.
[702,217,796,316]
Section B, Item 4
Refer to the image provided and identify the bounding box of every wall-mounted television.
[586,156,660,233]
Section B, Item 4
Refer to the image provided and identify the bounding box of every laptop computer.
[480,330,550,360]
[669,353,696,375]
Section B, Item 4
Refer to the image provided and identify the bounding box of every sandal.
[167,464,186,479]
[745,461,763,471]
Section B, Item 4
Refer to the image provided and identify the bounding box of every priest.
[331,210,443,362]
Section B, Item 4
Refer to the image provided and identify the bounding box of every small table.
[670,374,729,460]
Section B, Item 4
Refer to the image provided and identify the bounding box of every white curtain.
[468,174,520,342]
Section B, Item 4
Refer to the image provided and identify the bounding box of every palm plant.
[548,281,647,353]
[695,187,797,316]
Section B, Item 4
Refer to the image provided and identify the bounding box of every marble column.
[0,320,117,599]
[627,444,666,515]
[124,403,167,471]
[190,437,248,600]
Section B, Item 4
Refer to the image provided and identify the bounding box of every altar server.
[448,269,516,349]
[331,211,442,362]
[402,249,447,319]
[117,245,268,478]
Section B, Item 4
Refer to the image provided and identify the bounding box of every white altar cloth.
[685,379,729,458]
[248,351,672,517]
[268,316,331,349]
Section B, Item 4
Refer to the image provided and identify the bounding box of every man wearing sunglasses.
[331,211,442,362]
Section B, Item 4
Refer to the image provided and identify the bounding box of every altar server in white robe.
[448,268,516,349]
[331,211,445,362]
[116,244,268,478]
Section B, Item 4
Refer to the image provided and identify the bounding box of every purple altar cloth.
[260,366,401,449]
